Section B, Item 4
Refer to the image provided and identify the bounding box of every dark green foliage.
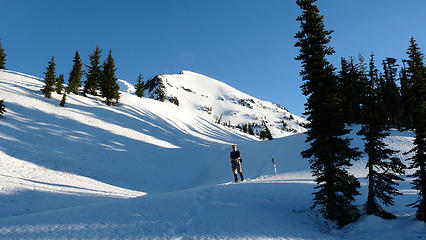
[295,0,361,226]
[337,57,367,124]
[100,50,120,106]
[60,92,66,107]
[358,53,405,219]
[0,39,6,69]
[381,58,402,127]
[66,51,83,94]
[259,122,273,141]
[248,124,254,135]
[0,99,5,117]
[242,123,248,133]
[169,96,179,106]
[405,37,426,221]
[135,74,145,98]
[55,74,65,94]
[41,56,56,98]
[83,46,102,96]
[400,64,414,129]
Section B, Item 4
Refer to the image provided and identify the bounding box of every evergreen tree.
[135,73,145,98]
[0,99,5,117]
[60,92,67,107]
[100,50,120,105]
[41,56,56,98]
[399,63,414,129]
[405,37,426,221]
[295,0,361,226]
[358,53,405,219]
[248,124,254,135]
[0,39,6,69]
[337,56,369,124]
[66,51,83,94]
[55,74,65,94]
[381,58,402,127]
[83,46,102,96]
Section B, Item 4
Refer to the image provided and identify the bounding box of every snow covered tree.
[66,51,83,94]
[60,92,67,107]
[135,73,145,98]
[405,37,426,221]
[295,0,361,226]
[55,74,65,94]
[41,56,56,98]
[83,46,102,96]
[358,53,405,219]
[0,39,6,69]
[100,50,120,106]
[0,99,5,117]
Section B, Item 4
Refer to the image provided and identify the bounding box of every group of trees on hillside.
[41,47,120,106]
[295,0,425,226]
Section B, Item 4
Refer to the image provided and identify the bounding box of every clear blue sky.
[1,0,425,116]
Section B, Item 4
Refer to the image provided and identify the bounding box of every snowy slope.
[0,69,424,239]
[144,71,307,138]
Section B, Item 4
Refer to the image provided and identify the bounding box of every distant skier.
[230,144,244,182]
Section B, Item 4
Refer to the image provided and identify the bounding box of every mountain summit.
[144,70,306,138]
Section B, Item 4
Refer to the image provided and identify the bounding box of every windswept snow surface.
[0,69,424,239]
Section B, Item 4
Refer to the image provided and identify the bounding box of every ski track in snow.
[0,69,424,239]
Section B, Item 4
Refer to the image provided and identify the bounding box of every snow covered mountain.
[0,69,423,239]
[143,70,307,138]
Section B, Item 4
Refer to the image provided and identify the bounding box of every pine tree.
[248,124,254,135]
[83,46,102,96]
[41,56,56,98]
[400,63,414,129]
[405,37,426,221]
[55,74,65,94]
[60,92,67,107]
[0,39,6,69]
[135,73,145,98]
[66,51,83,94]
[381,58,402,127]
[0,99,6,117]
[337,56,369,124]
[295,0,361,226]
[358,53,405,219]
[100,50,120,106]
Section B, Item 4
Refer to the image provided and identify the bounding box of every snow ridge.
[144,70,307,138]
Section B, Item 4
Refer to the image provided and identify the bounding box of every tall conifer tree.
[400,63,414,129]
[295,0,361,226]
[55,74,65,94]
[135,74,145,98]
[405,37,426,221]
[100,50,120,105]
[0,39,6,69]
[83,46,102,96]
[358,53,405,219]
[66,51,83,94]
[42,56,56,98]
[381,58,402,127]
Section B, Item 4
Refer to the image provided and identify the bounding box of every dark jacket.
[230,150,241,162]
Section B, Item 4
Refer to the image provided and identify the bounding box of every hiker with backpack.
[230,144,244,182]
